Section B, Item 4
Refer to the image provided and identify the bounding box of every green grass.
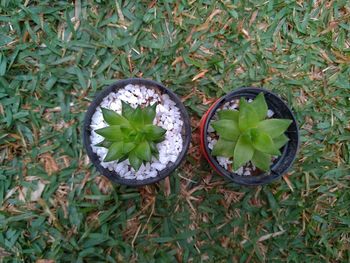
[0,0,350,262]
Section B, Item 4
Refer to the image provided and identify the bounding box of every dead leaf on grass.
[40,153,59,175]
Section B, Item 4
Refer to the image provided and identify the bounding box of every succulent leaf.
[94,140,112,148]
[104,142,124,162]
[257,119,292,138]
[129,150,143,171]
[121,101,134,119]
[149,142,159,154]
[143,125,166,141]
[212,138,236,157]
[135,141,152,162]
[211,93,292,172]
[233,135,255,171]
[211,119,240,141]
[218,110,239,121]
[250,129,280,155]
[143,103,157,124]
[250,93,268,121]
[238,98,259,132]
[95,101,166,171]
[101,108,128,125]
[123,142,136,154]
[117,154,129,163]
[251,150,271,171]
[273,134,289,149]
[129,106,144,129]
[95,126,123,141]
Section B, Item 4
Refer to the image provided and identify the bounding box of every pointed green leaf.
[117,154,129,163]
[121,101,134,119]
[154,135,166,143]
[273,134,289,149]
[153,152,159,159]
[134,133,145,145]
[149,142,159,154]
[250,93,268,121]
[211,120,240,141]
[104,142,124,162]
[143,125,166,141]
[120,126,134,140]
[251,130,280,155]
[143,103,157,124]
[251,150,271,171]
[94,140,112,148]
[257,119,292,138]
[101,108,128,125]
[129,106,144,128]
[212,138,236,157]
[95,126,123,141]
[218,110,239,121]
[129,151,142,170]
[239,98,259,132]
[233,135,255,170]
[123,142,136,154]
[135,141,151,162]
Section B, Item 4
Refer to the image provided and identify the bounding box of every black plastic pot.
[200,87,299,186]
[83,78,191,187]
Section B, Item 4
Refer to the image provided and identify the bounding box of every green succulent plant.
[95,102,166,171]
[211,93,292,172]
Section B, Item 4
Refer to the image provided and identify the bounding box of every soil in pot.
[89,83,185,181]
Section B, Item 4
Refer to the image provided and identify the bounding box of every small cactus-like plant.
[211,93,292,172]
[95,102,166,171]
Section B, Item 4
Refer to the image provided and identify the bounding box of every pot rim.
[83,78,191,186]
[201,87,299,186]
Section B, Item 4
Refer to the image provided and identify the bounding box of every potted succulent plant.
[83,78,191,186]
[200,87,299,186]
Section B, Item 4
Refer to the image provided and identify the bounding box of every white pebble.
[235,167,244,175]
[148,170,157,178]
[267,109,274,118]
[207,125,214,133]
[151,162,166,171]
[169,155,177,163]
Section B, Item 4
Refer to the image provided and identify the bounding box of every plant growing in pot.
[83,78,191,186]
[200,88,299,186]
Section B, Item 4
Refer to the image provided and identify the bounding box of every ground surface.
[1,1,350,262]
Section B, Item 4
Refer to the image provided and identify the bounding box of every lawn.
[0,0,350,262]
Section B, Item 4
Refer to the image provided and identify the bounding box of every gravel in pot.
[83,78,191,186]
